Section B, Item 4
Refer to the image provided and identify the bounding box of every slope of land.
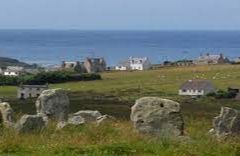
[0,57,34,68]
[0,65,240,155]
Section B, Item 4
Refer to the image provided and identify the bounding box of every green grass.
[0,119,239,156]
[1,65,240,155]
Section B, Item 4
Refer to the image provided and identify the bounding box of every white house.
[62,61,81,70]
[4,66,24,76]
[179,80,216,96]
[17,84,48,99]
[129,57,151,71]
[115,60,131,71]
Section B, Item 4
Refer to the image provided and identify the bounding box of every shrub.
[207,90,236,99]
[0,71,101,86]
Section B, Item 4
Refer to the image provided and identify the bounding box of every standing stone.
[15,115,47,133]
[131,97,184,137]
[36,89,70,121]
[0,102,14,128]
[211,107,240,138]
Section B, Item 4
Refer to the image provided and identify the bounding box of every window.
[182,89,187,92]
[20,93,25,99]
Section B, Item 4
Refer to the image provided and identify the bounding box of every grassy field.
[0,65,240,155]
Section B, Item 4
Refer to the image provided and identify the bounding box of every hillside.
[0,57,34,68]
[0,65,240,155]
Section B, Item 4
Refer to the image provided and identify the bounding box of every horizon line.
[0,28,240,32]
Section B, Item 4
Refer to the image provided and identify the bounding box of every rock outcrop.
[15,115,47,133]
[131,97,184,137]
[211,107,240,138]
[0,102,14,128]
[36,89,70,121]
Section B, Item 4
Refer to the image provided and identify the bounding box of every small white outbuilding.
[17,85,49,99]
[179,80,216,96]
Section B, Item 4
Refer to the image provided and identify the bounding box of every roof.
[196,53,224,62]
[129,57,149,64]
[19,85,49,89]
[86,57,106,65]
[180,80,215,90]
[117,60,130,67]
[5,66,24,72]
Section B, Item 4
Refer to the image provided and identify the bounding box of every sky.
[0,0,240,30]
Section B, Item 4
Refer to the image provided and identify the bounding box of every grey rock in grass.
[36,89,70,122]
[131,97,184,137]
[97,115,116,125]
[211,107,240,138]
[56,116,85,130]
[56,112,116,130]
[0,102,14,128]
[15,115,47,133]
[72,110,102,123]
[68,115,85,125]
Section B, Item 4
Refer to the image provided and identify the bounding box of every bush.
[0,71,101,86]
[207,90,236,99]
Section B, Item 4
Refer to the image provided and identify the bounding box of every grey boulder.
[0,102,14,128]
[211,107,240,138]
[97,115,116,125]
[15,115,47,133]
[131,97,184,137]
[56,116,85,130]
[72,110,102,123]
[68,115,85,125]
[36,89,70,121]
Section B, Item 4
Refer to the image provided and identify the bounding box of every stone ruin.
[1,89,240,140]
[0,88,115,133]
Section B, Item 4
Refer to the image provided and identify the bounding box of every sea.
[0,30,239,66]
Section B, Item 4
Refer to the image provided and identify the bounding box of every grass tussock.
[0,118,239,156]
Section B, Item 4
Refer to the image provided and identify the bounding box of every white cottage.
[4,66,24,76]
[115,60,131,71]
[179,80,216,96]
[129,57,151,71]
[17,85,48,99]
